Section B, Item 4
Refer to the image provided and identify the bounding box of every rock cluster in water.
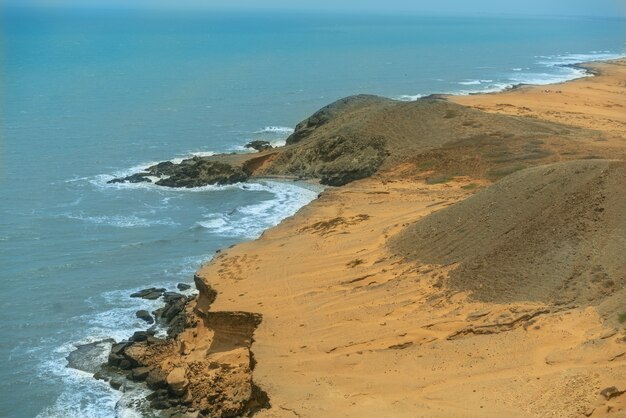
[108,157,249,188]
[244,140,273,152]
[66,286,198,417]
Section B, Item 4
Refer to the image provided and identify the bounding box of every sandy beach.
[115,59,626,417]
[452,60,626,140]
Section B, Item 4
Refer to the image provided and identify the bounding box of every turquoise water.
[1,8,624,417]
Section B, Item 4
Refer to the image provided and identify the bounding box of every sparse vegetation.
[347,259,365,268]
[443,109,458,119]
[618,312,626,323]
[418,159,437,171]
[461,183,479,190]
[426,174,454,184]
[486,164,526,180]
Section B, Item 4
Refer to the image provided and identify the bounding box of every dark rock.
[244,140,273,152]
[177,283,191,291]
[109,378,124,390]
[151,399,172,410]
[146,369,169,390]
[600,386,625,400]
[130,288,166,299]
[111,342,129,355]
[155,158,249,188]
[153,306,165,319]
[146,336,162,345]
[129,331,150,342]
[270,133,387,186]
[107,352,123,367]
[118,359,133,370]
[163,292,184,303]
[161,297,187,323]
[144,291,163,300]
[149,389,173,410]
[129,333,147,343]
[147,161,176,176]
[170,413,194,418]
[107,172,152,184]
[93,370,110,382]
[128,366,153,382]
[146,389,168,401]
[66,339,115,373]
[167,312,188,339]
[107,161,177,185]
[136,310,154,324]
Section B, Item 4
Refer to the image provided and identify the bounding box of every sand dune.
[390,159,626,312]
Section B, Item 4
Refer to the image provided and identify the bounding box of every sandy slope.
[196,174,625,417]
[390,160,626,312]
[130,60,626,417]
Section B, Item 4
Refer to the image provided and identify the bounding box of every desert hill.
[108,93,619,188]
[259,95,613,184]
[389,160,626,320]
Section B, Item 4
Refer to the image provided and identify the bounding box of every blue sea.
[1,7,624,417]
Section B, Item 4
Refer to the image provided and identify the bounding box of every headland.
[100,59,626,417]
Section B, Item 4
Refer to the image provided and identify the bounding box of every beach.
[108,59,626,417]
[3,9,626,416]
[452,60,626,139]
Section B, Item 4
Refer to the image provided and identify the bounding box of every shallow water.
[1,8,624,417]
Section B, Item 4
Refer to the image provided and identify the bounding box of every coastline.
[451,59,626,139]
[7,9,626,416]
[103,58,626,417]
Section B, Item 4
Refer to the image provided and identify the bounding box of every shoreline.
[104,55,626,190]
[97,58,626,417]
[395,54,626,101]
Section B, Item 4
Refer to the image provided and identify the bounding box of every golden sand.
[145,60,626,417]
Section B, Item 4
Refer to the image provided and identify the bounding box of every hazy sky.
[4,0,626,18]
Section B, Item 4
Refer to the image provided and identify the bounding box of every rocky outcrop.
[136,310,154,324]
[244,140,273,152]
[108,157,249,187]
[155,158,249,188]
[93,280,268,417]
[108,94,597,189]
[265,134,388,186]
[131,287,166,300]
[285,94,392,145]
[259,96,589,185]
[108,173,153,184]
[177,283,191,291]
[66,339,115,373]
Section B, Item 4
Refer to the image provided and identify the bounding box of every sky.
[3,0,626,18]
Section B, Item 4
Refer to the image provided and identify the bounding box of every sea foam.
[394,94,423,101]
[398,50,625,98]
[36,281,198,418]
[65,214,179,228]
[196,180,320,239]
[254,126,294,134]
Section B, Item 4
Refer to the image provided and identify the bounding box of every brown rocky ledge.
[95,279,269,417]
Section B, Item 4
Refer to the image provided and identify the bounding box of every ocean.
[0,7,624,417]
